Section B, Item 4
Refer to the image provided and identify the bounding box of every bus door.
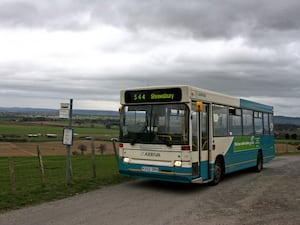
[193,102,210,181]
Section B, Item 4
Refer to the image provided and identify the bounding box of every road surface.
[1,155,300,225]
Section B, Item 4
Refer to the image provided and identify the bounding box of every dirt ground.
[0,141,115,157]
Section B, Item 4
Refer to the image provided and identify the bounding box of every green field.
[0,155,131,211]
[275,139,300,144]
[0,123,119,142]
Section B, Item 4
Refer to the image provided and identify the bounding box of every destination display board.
[125,88,182,103]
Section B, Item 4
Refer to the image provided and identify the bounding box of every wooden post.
[91,138,96,178]
[37,145,45,187]
[8,158,16,192]
[111,138,119,165]
[70,158,73,178]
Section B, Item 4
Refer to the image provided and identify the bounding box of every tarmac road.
[1,155,300,225]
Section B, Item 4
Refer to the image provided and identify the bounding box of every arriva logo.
[142,152,161,157]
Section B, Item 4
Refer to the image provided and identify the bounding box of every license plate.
[141,166,159,173]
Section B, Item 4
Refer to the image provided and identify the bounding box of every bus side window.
[229,108,242,136]
[269,113,274,134]
[242,109,254,135]
[254,111,263,135]
[213,104,228,137]
[263,113,270,135]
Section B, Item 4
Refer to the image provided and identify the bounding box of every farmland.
[0,109,119,156]
[0,121,118,141]
[0,109,128,211]
[0,155,131,211]
[0,121,119,156]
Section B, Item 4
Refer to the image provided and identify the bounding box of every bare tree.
[97,143,106,155]
[78,143,87,155]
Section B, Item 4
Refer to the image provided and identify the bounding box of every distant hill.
[0,107,57,114]
[274,116,300,126]
[0,107,299,125]
[73,109,119,116]
[0,107,119,117]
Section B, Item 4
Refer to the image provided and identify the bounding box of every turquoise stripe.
[240,98,273,112]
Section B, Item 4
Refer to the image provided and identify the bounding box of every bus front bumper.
[119,159,195,183]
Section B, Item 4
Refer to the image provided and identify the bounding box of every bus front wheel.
[210,158,223,185]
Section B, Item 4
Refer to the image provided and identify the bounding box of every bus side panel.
[224,135,275,174]
[224,139,258,174]
[260,135,275,163]
[200,160,209,180]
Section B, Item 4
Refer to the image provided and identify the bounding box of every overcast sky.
[0,0,300,116]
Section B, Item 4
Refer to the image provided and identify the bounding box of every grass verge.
[275,151,300,156]
[0,155,131,212]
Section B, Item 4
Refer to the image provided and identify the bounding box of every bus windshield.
[120,104,189,146]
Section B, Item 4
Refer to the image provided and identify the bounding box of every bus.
[118,85,274,184]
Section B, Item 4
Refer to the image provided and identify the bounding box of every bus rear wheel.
[210,158,223,185]
[254,151,263,172]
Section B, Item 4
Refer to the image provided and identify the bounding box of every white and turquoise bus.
[118,85,274,184]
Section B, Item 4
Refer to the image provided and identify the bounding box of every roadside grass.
[275,139,300,144]
[0,155,131,212]
[0,124,61,138]
[275,151,300,156]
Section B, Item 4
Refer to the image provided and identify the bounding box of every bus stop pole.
[66,99,73,185]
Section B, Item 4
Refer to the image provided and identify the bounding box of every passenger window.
[269,114,274,134]
[254,112,263,135]
[213,105,228,137]
[229,108,242,136]
[242,109,253,135]
[263,113,270,135]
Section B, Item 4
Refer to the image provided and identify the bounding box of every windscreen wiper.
[130,134,139,145]
[162,139,172,146]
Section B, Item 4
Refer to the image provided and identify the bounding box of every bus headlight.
[123,157,130,163]
[174,160,182,167]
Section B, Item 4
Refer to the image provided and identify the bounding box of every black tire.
[210,158,223,185]
[254,151,263,172]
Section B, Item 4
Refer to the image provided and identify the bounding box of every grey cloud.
[0,1,90,30]
[0,1,38,27]
[1,0,300,49]
[1,0,300,116]
[2,1,300,38]
[88,0,300,42]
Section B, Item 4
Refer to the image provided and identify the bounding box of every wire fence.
[1,141,298,210]
[0,156,122,209]
[0,153,119,193]
[0,141,124,211]
[275,143,300,153]
[1,143,298,190]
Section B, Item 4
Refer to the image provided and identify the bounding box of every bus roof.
[240,98,273,113]
[120,85,273,113]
